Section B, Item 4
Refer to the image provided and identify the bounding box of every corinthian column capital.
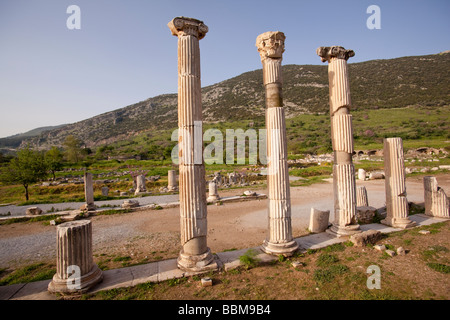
[256,31,285,61]
[168,17,208,39]
[317,46,355,62]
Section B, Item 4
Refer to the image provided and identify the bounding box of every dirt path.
[1,173,449,270]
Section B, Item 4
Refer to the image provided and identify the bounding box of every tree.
[0,145,48,201]
[45,146,64,180]
[63,135,83,163]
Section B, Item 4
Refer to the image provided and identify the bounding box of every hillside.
[9,51,450,151]
[0,124,67,149]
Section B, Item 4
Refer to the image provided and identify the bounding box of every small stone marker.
[397,247,406,255]
[385,249,396,257]
[291,261,304,268]
[26,206,43,216]
[374,244,386,251]
[419,230,430,235]
[201,277,213,287]
[101,187,109,197]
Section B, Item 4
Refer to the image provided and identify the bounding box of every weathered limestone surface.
[358,168,366,181]
[317,46,360,237]
[134,175,147,194]
[206,181,220,202]
[308,208,330,233]
[356,206,377,224]
[48,220,103,293]
[356,186,369,207]
[257,31,298,256]
[382,138,416,228]
[423,176,449,218]
[350,229,382,247]
[167,170,178,191]
[26,206,43,216]
[168,17,216,271]
[83,172,96,211]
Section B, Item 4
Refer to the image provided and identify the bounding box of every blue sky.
[0,0,449,138]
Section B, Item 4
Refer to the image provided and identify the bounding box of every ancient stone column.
[317,46,360,237]
[48,220,103,293]
[356,186,369,207]
[134,175,147,195]
[382,137,416,228]
[257,31,298,256]
[101,186,109,197]
[424,176,449,219]
[167,169,178,191]
[168,17,215,271]
[206,181,220,202]
[358,168,366,181]
[83,172,96,211]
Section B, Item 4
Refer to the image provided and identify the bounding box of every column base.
[261,239,299,257]
[326,224,361,238]
[381,217,416,229]
[206,196,220,202]
[177,247,218,272]
[48,264,103,294]
[168,187,178,192]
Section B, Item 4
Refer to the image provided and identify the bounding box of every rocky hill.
[9,51,450,150]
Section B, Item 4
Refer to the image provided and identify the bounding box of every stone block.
[397,247,406,255]
[374,244,386,251]
[385,249,396,257]
[26,207,43,216]
[350,229,382,247]
[356,206,377,224]
[201,277,213,287]
[308,208,330,233]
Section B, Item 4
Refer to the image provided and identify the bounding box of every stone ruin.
[46,17,448,294]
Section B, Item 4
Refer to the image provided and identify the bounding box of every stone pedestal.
[382,138,416,228]
[48,220,103,294]
[317,46,361,237]
[257,31,298,256]
[423,176,449,219]
[168,170,178,191]
[83,172,96,211]
[207,181,220,202]
[168,17,216,272]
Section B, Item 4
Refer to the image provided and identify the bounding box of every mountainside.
[11,51,450,150]
[0,124,67,149]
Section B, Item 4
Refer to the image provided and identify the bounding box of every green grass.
[426,263,450,274]
[0,263,55,286]
[239,249,260,269]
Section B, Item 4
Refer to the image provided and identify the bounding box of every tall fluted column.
[317,46,361,237]
[48,220,103,293]
[257,31,298,256]
[382,137,416,228]
[168,17,216,271]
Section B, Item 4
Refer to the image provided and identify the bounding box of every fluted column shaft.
[168,17,215,271]
[257,31,298,256]
[382,137,415,228]
[317,46,360,236]
[48,220,102,293]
